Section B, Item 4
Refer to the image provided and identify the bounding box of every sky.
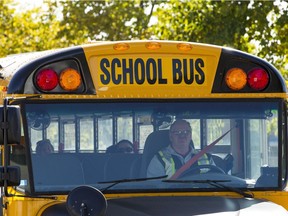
[13,0,44,12]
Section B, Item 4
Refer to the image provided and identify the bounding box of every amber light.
[225,68,247,91]
[177,43,193,51]
[0,86,7,92]
[145,42,161,50]
[247,68,269,90]
[36,68,58,91]
[59,68,82,91]
[113,43,130,51]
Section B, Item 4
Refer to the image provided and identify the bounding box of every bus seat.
[82,153,110,184]
[104,154,140,181]
[140,130,170,177]
[210,153,234,174]
[223,153,234,173]
[130,156,142,178]
[32,154,85,186]
[255,166,278,187]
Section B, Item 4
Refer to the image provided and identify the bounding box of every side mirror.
[0,166,21,186]
[0,105,21,145]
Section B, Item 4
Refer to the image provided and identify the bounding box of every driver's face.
[169,120,192,148]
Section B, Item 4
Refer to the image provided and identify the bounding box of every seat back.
[32,153,84,186]
[255,166,278,187]
[104,154,141,181]
[140,130,170,177]
[82,153,110,184]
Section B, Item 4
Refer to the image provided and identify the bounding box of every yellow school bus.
[0,40,288,215]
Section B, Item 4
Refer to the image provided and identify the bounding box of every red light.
[36,68,58,91]
[247,68,269,90]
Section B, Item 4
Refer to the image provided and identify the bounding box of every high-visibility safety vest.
[157,150,210,178]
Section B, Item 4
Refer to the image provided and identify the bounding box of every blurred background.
[1,0,287,78]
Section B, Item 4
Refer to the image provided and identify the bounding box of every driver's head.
[169,119,192,151]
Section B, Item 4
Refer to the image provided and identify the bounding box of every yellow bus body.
[0,40,287,215]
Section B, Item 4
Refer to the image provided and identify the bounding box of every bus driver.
[147,119,213,178]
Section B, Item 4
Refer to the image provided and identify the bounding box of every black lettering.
[183,59,194,84]
[146,58,157,84]
[101,58,170,86]
[111,58,121,85]
[195,58,205,84]
[134,59,145,84]
[122,59,133,84]
[172,59,182,84]
[100,58,110,85]
[158,59,167,84]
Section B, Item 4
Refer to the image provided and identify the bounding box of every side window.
[206,119,231,157]
[30,130,42,152]
[80,118,94,151]
[187,119,200,149]
[139,125,153,151]
[98,117,112,151]
[117,116,133,142]
[64,121,76,151]
[206,119,231,146]
[246,116,278,180]
[46,121,59,151]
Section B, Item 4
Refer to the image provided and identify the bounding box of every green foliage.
[56,0,156,41]
[0,0,16,57]
[150,0,287,77]
[0,0,66,57]
[1,0,287,77]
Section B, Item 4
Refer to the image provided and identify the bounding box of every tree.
[149,0,288,77]
[0,0,16,57]
[55,0,158,41]
[0,0,74,57]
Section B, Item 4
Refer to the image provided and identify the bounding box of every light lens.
[177,43,192,51]
[0,86,7,92]
[36,68,58,91]
[247,68,269,90]
[59,68,82,91]
[225,68,247,90]
[113,43,130,51]
[145,42,161,50]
